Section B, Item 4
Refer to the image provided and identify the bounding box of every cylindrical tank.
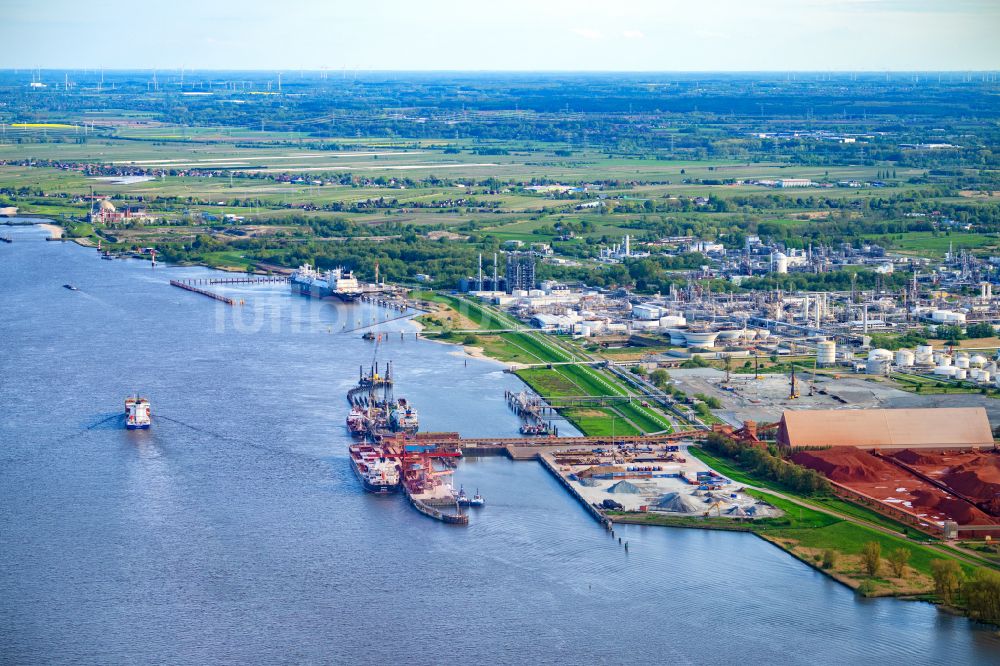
[894,350,915,367]
[659,315,687,328]
[756,329,771,341]
[869,348,893,361]
[956,355,971,369]
[866,358,888,375]
[980,371,992,384]
[667,329,686,346]
[817,340,837,366]
[934,366,956,377]
[773,252,789,274]
[915,345,934,366]
[937,354,953,367]
[970,354,987,367]
[955,368,968,380]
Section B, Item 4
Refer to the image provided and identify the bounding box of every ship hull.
[291,281,331,299]
[126,423,150,430]
[350,457,399,494]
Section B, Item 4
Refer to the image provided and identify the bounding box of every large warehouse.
[775,407,995,450]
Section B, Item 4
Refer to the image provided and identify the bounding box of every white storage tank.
[936,354,953,367]
[980,371,992,384]
[915,345,934,365]
[659,315,687,328]
[866,358,889,375]
[934,366,957,377]
[869,348,893,362]
[817,340,837,366]
[956,355,971,369]
[894,349,915,367]
[755,329,771,341]
[970,368,984,381]
[955,368,968,380]
[772,252,789,274]
[970,354,987,367]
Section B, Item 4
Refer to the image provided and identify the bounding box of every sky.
[5,0,999,71]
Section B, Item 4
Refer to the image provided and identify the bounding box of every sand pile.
[655,492,705,514]
[910,489,995,525]
[791,448,896,483]
[892,449,946,466]
[607,480,642,494]
[941,457,1000,504]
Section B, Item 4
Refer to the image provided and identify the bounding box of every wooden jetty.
[177,276,287,286]
[169,280,241,305]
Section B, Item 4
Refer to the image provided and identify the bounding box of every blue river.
[2,222,999,664]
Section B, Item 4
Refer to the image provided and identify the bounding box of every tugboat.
[456,486,485,507]
[63,284,78,290]
[124,396,151,429]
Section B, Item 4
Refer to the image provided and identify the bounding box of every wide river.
[2,223,999,664]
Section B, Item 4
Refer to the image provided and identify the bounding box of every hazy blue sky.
[5,0,999,71]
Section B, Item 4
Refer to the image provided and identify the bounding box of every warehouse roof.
[776,407,994,450]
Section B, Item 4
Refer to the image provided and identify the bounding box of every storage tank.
[981,371,992,384]
[955,368,968,380]
[868,348,893,362]
[578,325,592,338]
[716,329,742,343]
[970,354,987,367]
[755,329,771,341]
[970,368,984,381]
[915,345,934,366]
[936,354,953,367]
[659,315,687,328]
[667,329,686,346]
[955,355,971,369]
[817,340,837,366]
[894,350,915,367]
[934,366,956,377]
[866,358,889,375]
[772,252,789,274]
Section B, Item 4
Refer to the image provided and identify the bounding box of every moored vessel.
[349,444,401,493]
[346,406,367,437]
[290,263,362,302]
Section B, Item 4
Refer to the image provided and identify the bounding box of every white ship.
[290,263,361,302]
[125,396,151,430]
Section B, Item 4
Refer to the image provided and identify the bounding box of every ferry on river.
[125,396,151,429]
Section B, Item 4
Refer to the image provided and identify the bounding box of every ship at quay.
[290,263,362,302]
[345,361,468,523]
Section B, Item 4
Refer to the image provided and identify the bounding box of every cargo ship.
[349,444,401,493]
[290,263,361,302]
[389,398,419,434]
[125,396,151,429]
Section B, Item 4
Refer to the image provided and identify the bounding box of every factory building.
[776,407,994,451]
[505,252,536,294]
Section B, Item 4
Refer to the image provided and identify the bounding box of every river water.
[2,222,999,665]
